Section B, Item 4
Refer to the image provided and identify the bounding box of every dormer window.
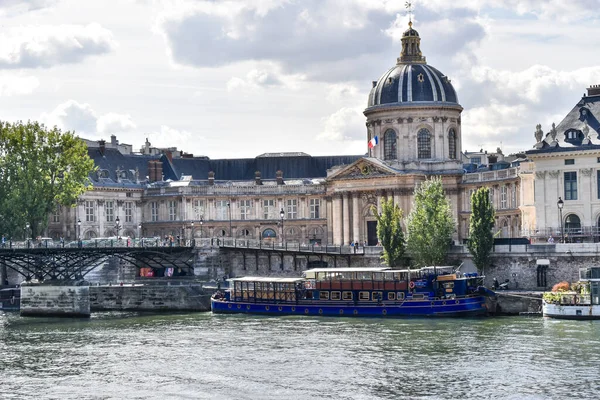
[564,129,584,145]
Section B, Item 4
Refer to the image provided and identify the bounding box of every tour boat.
[211,267,493,317]
[542,266,600,320]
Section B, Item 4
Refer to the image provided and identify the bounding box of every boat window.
[359,291,370,301]
[373,272,384,281]
[388,292,396,301]
[412,293,424,300]
[397,292,405,300]
[319,291,329,300]
[372,291,383,301]
[342,291,353,300]
[331,291,341,300]
[443,282,454,289]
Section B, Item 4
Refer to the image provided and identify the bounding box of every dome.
[367,64,459,107]
[366,22,459,108]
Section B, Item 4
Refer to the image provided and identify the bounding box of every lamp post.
[557,197,564,243]
[190,220,194,242]
[138,223,142,246]
[77,219,81,240]
[227,201,232,238]
[200,216,204,239]
[115,216,121,240]
[280,208,285,244]
[25,222,30,247]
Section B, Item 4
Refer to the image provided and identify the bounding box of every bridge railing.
[213,237,367,255]
[0,238,197,249]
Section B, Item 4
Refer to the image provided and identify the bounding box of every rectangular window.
[151,202,158,222]
[286,199,297,219]
[168,200,177,221]
[319,291,329,300]
[359,291,370,301]
[388,292,396,301]
[565,159,575,165]
[309,198,320,219]
[372,291,383,301]
[500,186,507,209]
[471,157,481,165]
[564,172,578,200]
[126,192,133,198]
[52,206,61,223]
[397,292,405,300]
[85,201,95,222]
[239,199,251,220]
[263,199,274,219]
[105,201,114,222]
[331,291,341,300]
[125,202,133,223]
[342,291,353,301]
[193,199,205,219]
[216,200,228,220]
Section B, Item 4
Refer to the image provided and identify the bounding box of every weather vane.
[405,1,413,23]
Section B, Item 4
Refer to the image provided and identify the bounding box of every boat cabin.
[579,267,600,305]
[229,277,304,303]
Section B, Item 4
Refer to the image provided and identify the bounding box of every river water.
[1,312,599,400]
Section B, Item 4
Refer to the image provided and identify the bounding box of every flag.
[368,135,379,149]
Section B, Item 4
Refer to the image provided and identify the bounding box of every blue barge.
[211,267,492,317]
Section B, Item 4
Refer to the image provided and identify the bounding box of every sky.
[1,0,600,159]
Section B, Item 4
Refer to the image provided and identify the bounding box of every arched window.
[448,128,456,159]
[384,129,397,160]
[417,128,431,159]
[565,214,581,235]
[262,228,277,238]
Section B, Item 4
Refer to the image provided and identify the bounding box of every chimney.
[147,160,156,182]
[165,151,173,162]
[255,170,262,185]
[110,134,118,146]
[155,160,163,182]
[208,171,215,186]
[98,140,106,156]
[276,170,284,185]
[588,84,600,97]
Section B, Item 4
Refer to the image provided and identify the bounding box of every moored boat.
[211,266,493,317]
[543,267,600,320]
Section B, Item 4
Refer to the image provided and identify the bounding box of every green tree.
[0,121,95,239]
[406,177,455,267]
[467,187,495,274]
[371,198,405,268]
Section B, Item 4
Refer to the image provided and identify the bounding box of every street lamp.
[190,220,194,241]
[138,223,142,247]
[557,197,564,243]
[227,201,232,237]
[115,216,121,239]
[25,222,30,247]
[77,219,81,240]
[280,208,285,243]
[200,216,204,239]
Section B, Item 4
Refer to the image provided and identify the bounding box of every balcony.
[463,167,518,183]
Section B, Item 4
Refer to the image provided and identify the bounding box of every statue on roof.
[534,124,543,143]
[583,121,590,138]
[549,123,557,142]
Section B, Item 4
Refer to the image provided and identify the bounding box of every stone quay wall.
[89,284,212,312]
[20,285,90,317]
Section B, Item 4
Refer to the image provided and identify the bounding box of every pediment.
[327,157,398,181]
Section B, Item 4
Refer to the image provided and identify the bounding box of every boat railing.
[543,291,591,305]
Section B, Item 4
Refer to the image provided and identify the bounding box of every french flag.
[368,135,379,149]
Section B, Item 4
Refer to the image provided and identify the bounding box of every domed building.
[325,22,464,245]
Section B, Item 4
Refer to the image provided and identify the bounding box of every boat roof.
[304,267,390,273]
[229,276,304,283]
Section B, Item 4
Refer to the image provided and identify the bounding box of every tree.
[371,198,405,268]
[406,177,455,267]
[467,187,495,274]
[0,121,95,239]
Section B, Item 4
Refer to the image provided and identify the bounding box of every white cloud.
[325,83,360,104]
[318,107,364,141]
[0,74,39,96]
[0,23,116,69]
[97,113,137,134]
[40,100,136,135]
[147,125,198,150]
[226,65,306,91]
[0,0,56,16]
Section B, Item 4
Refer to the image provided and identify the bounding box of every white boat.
[542,267,600,320]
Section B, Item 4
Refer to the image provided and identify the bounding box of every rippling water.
[1,312,599,400]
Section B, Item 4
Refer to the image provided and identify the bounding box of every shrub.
[551,281,570,292]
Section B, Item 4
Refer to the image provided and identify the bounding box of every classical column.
[393,190,401,210]
[342,193,351,245]
[332,195,342,245]
[376,190,383,214]
[352,193,360,243]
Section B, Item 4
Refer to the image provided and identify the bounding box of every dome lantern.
[398,21,425,64]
